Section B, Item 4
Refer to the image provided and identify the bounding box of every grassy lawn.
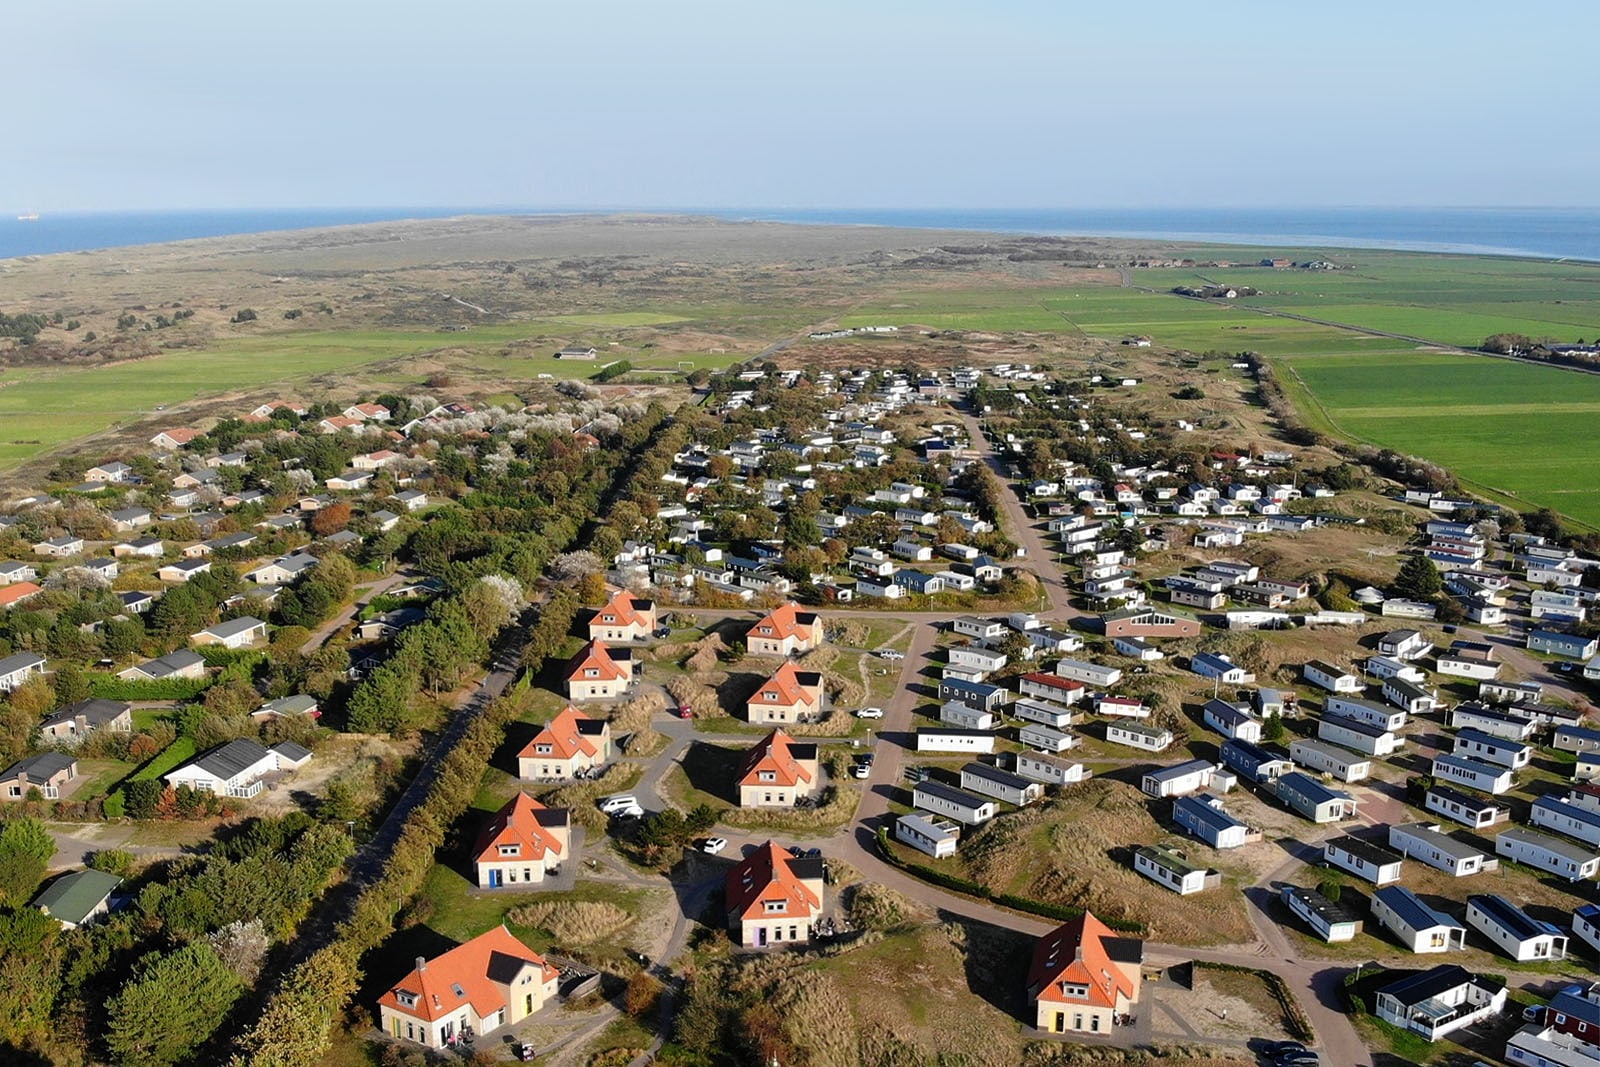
[129,706,173,733]
[417,862,651,950]
[68,758,136,801]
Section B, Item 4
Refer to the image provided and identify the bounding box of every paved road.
[298,569,412,655]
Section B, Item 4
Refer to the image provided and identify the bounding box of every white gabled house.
[164,738,299,798]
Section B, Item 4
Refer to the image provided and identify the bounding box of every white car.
[598,794,640,815]
[855,706,884,719]
[877,649,904,661]
[852,762,871,779]
[701,836,728,855]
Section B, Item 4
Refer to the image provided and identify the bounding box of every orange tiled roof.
[377,925,557,1023]
[725,841,821,921]
[563,640,630,683]
[748,602,818,643]
[156,428,201,444]
[594,589,651,630]
[747,662,821,711]
[1029,912,1136,1010]
[736,729,815,789]
[473,792,566,865]
[0,582,43,607]
[518,706,601,762]
[321,415,362,431]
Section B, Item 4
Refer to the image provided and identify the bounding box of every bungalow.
[1018,673,1086,705]
[1532,793,1600,848]
[1496,827,1600,881]
[1015,751,1091,787]
[0,652,47,692]
[0,753,77,800]
[117,649,205,682]
[1388,823,1491,877]
[1432,753,1514,795]
[1273,771,1357,823]
[1530,629,1600,661]
[32,869,122,930]
[34,535,83,558]
[1133,844,1220,896]
[1426,785,1509,830]
[737,730,819,808]
[1374,965,1506,1041]
[252,694,321,722]
[1466,894,1568,961]
[150,428,201,450]
[912,780,997,826]
[356,607,427,642]
[1107,721,1172,753]
[1303,659,1361,694]
[563,640,634,702]
[245,553,319,585]
[1281,884,1361,942]
[369,509,401,532]
[377,926,559,1049]
[746,602,823,657]
[1220,738,1292,782]
[1202,699,1262,742]
[1190,652,1253,684]
[39,699,132,742]
[86,461,134,483]
[172,468,220,490]
[1372,886,1468,954]
[389,489,427,512]
[325,470,375,491]
[0,581,42,610]
[1378,629,1433,660]
[1325,694,1408,732]
[1172,793,1259,849]
[938,677,1005,714]
[164,739,287,798]
[1288,739,1371,782]
[472,792,570,888]
[1101,605,1201,639]
[896,812,960,858]
[1319,713,1403,758]
[517,707,611,781]
[0,561,38,585]
[108,506,152,532]
[960,762,1044,807]
[914,727,996,753]
[350,449,401,471]
[192,615,268,649]
[1028,912,1143,1036]
[1453,729,1532,770]
[588,590,657,643]
[343,402,392,421]
[1323,835,1405,885]
[1141,758,1217,799]
[158,559,212,582]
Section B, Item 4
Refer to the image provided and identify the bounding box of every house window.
[764,901,785,913]
[536,744,552,755]
[524,868,532,881]
[759,771,775,782]
[585,668,599,678]
[499,845,519,856]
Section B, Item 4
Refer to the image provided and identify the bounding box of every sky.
[6,0,1596,212]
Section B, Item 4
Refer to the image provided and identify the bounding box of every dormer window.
[764,691,777,701]
[758,770,776,782]
[585,668,600,678]
[535,744,552,755]
[397,991,418,1008]
[499,844,519,856]
[764,900,786,913]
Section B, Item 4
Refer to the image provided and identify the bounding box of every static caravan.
[1496,827,1600,882]
[1324,694,1408,732]
[939,701,997,731]
[1107,721,1172,752]
[1572,903,1600,956]
[1172,794,1259,849]
[1274,771,1357,823]
[1373,966,1506,1042]
[1282,885,1361,942]
[1018,722,1077,753]
[1371,886,1467,953]
[1011,697,1080,729]
[1531,793,1600,848]
[1015,751,1090,787]
[1426,786,1509,830]
[1096,695,1150,718]
[1323,836,1405,885]
[1466,894,1568,962]
[1388,823,1492,877]
[911,781,997,826]
[1383,677,1440,715]
[948,645,1008,674]
[1133,845,1220,896]
[914,727,996,754]
[1289,738,1371,782]
[1220,738,1293,782]
[1432,753,1515,795]
[896,813,959,858]
[1303,659,1361,693]
[1318,713,1403,758]
[1450,702,1538,742]
[1052,658,1122,688]
[938,678,1006,713]
[1202,699,1262,742]
[1017,673,1087,705]
[1452,728,1532,770]
[1554,725,1600,754]
[960,762,1043,807]
[1141,759,1217,799]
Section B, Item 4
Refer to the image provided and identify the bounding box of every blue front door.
[490,869,502,888]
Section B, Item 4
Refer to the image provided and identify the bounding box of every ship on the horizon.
[15,210,39,222]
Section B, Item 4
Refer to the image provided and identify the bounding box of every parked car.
[877,649,904,661]
[855,706,884,719]
[677,704,694,719]
[598,794,640,815]
[852,762,871,779]
[701,837,728,855]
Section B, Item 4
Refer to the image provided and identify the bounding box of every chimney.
[415,956,427,973]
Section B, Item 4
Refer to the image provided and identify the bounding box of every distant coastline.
[5,205,1600,263]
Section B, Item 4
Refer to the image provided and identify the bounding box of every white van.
[598,794,640,815]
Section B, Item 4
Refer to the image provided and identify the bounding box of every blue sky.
[7,0,1594,211]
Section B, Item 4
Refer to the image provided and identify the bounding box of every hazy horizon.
[9,0,1596,213]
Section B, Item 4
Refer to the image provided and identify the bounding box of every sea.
[4,206,1600,263]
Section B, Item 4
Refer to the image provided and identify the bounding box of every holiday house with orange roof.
[318,415,365,434]
[343,401,392,421]
[736,729,820,808]
[1027,911,1145,1035]
[745,661,825,725]
[587,589,657,643]
[472,792,571,888]
[517,707,611,781]
[377,925,560,1049]
[150,428,201,451]
[746,602,824,657]
[561,640,634,702]
[725,840,825,948]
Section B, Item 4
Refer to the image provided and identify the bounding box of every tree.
[310,501,352,536]
[1392,555,1442,600]
[230,308,258,324]
[1261,711,1285,743]
[105,942,245,1066]
[0,907,62,1046]
[51,661,90,706]
[0,816,56,906]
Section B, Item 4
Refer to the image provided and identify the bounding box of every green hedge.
[198,646,267,669]
[87,674,210,701]
[129,737,198,782]
[1198,960,1315,1043]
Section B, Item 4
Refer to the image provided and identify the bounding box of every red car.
[677,705,694,719]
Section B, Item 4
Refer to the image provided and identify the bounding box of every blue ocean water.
[4,206,1600,263]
